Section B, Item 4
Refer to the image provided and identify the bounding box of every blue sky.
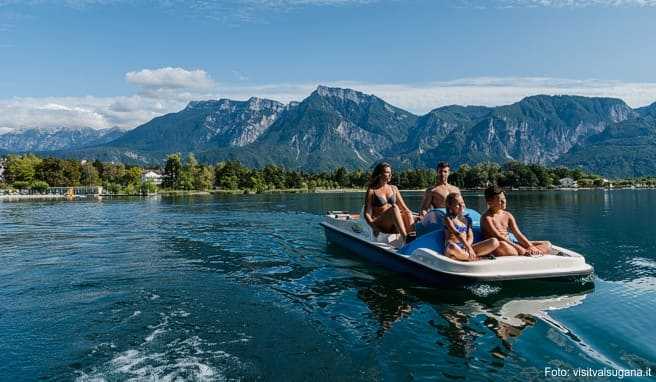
[1,0,656,131]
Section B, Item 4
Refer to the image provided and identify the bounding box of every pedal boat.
[321,209,594,284]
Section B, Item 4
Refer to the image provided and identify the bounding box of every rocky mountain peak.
[314,85,370,104]
[246,97,284,112]
[517,94,635,122]
[185,97,283,113]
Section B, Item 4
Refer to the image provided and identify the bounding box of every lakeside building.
[559,177,578,188]
[141,171,163,185]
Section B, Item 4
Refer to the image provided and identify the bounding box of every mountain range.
[2,85,656,178]
[0,127,125,153]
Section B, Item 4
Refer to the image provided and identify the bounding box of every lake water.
[1,190,655,381]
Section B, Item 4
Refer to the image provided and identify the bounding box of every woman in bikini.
[363,162,415,242]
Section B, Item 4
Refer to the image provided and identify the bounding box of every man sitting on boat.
[363,162,415,244]
[419,161,460,217]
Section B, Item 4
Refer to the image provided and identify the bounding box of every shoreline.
[3,185,656,202]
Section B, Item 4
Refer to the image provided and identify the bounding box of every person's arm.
[418,189,432,217]
[364,190,375,226]
[507,213,542,254]
[465,226,476,257]
[466,222,474,246]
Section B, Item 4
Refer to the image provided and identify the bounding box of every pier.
[0,186,103,201]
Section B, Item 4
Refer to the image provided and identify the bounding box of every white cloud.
[0,67,216,132]
[1,75,656,133]
[126,67,216,93]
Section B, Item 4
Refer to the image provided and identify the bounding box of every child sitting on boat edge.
[481,185,552,257]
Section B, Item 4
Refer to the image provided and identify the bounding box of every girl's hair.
[445,192,462,217]
[367,162,391,190]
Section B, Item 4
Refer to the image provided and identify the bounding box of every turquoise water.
[1,190,655,381]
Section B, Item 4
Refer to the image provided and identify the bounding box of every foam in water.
[466,283,502,297]
[76,309,244,381]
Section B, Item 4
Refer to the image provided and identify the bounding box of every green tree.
[464,164,488,188]
[194,166,214,191]
[529,164,553,187]
[4,154,41,183]
[141,179,158,194]
[349,169,368,188]
[178,168,194,190]
[105,183,121,194]
[13,180,30,190]
[123,183,138,195]
[185,153,210,190]
[29,180,49,193]
[80,163,101,186]
[219,175,239,190]
[262,164,285,189]
[163,153,182,189]
[333,167,348,187]
[62,160,81,186]
[100,163,126,186]
[215,160,248,190]
[244,171,267,193]
[35,158,67,186]
[123,167,142,186]
[92,159,104,179]
[285,171,304,189]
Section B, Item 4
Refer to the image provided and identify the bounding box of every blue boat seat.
[401,208,486,256]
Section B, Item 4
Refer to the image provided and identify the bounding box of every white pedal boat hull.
[321,211,594,284]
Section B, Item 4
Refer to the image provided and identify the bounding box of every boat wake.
[76,309,250,382]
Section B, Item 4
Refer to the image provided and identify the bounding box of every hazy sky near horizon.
[1,0,656,131]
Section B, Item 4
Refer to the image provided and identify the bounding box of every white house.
[559,177,578,188]
[141,171,163,185]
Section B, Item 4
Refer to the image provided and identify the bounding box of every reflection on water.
[1,190,655,380]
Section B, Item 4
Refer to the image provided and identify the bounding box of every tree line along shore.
[1,153,655,196]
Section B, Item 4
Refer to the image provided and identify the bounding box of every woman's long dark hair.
[368,162,391,190]
[365,162,391,208]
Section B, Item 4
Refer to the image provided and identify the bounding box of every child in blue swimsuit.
[444,193,499,261]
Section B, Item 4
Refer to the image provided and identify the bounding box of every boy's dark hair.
[436,162,450,171]
[484,185,504,201]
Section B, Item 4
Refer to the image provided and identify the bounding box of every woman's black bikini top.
[371,191,396,207]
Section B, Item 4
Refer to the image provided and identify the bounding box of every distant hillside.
[36,85,656,177]
[393,95,637,169]
[0,127,125,152]
[107,97,285,153]
[557,117,656,178]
